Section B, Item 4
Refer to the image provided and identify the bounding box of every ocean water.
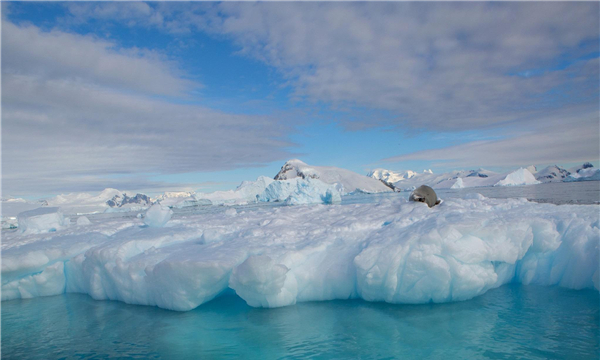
[2,285,598,359]
[341,181,600,206]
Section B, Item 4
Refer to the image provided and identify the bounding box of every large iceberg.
[195,176,341,205]
[275,159,392,193]
[2,195,597,310]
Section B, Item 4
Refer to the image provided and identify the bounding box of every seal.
[409,185,441,208]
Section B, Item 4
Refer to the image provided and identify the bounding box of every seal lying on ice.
[409,185,441,208]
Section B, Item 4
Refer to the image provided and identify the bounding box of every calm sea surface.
[2,285,598,359]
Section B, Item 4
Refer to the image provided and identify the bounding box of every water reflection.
[3,284,598,359]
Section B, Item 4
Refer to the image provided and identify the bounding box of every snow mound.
[495,168,541,187]
[76,216,91,226]
[2,196,597,310]
[535,165,571,182]
[275,159,391,194]
[143,205,173,227]
[17,207,68,234]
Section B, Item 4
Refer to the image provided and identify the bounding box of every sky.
[2,2,599,198]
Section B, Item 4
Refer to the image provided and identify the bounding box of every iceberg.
[17,207,68,234]
[276,159,392,193]
[451,178,464,189]
[195,176,342,206]
[259,177,342,205]
[2,196,597,310]
[565,168,600,182]
[494,168,541,187]
[143,204,173,227]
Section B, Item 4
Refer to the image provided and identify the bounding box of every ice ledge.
[2,195,598,310]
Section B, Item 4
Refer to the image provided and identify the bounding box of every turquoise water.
[2,285,598,359]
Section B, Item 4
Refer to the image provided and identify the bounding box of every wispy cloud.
[206,2,599,131]
[385,106,599,168]
[2,20,294,195]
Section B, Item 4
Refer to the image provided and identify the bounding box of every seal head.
[409,185,441,208]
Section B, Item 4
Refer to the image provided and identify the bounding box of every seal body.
[409,185,441,208]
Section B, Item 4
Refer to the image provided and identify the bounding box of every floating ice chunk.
[143,205,173,227]
[77,216,91,226]
[451,178,464,189]
[230,255,298,308]
[17,207,67,234]
[464,193,486,200]
[259,177,341,205]
[495,168,541,186]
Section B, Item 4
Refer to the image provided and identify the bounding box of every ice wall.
[2,195,598,310]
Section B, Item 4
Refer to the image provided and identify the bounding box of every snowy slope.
[565,168,600,182]
[1,195,597,310]
[535,165,571,182]
[380,167,541,191]
[569,162,594,174]
[367,169,416,183]
[156,192,212,209]
[275,160,392,194]
[46,188,152,215]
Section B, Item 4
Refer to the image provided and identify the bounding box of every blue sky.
[2,2,599,198]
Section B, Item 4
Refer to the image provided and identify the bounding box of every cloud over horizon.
[2,20,294,196]
[2,2,599,196]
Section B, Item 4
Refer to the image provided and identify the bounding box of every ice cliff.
[2,195,598,310]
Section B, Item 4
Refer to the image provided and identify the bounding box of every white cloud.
[2,20,293,195]
[2,20,193,96]
[205,2,598,131]
[385,106,600,168]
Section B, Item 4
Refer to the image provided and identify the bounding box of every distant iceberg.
[195,176,342,206]
[494,168,541,187]
[565,168,600,182]
[17,207,68,234]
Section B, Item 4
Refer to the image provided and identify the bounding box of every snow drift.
[2,195,598,310]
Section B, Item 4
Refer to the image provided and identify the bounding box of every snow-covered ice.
[2,195,598,310]
[451,178,464,189]
[276,159,392,194]
[494,168,541,187]
[17,207,68,234]
[566,168,600,182]
[76,216,91,226]
[259,177,342,205]
[369,162,597,191]
[195,176,342,205]
[143,205,173,227]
